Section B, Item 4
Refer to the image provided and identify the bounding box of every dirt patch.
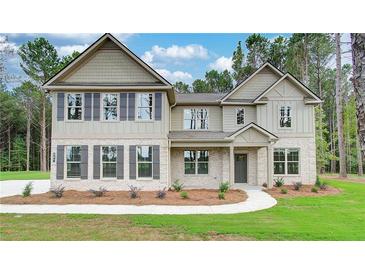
[320,175,365,184]
[0,189,247,206]
[264,185,341,199]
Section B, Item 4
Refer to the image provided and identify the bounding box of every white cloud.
[209,56,233,72]
[56,44,89,57]
[0,35,18,52]
[142,44,208,65]
[156,69,192,83]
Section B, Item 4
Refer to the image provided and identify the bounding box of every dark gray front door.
[234,154,247,183]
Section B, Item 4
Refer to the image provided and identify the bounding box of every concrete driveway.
[0,180,50,198]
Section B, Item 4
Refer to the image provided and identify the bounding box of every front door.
[234,154,248,183]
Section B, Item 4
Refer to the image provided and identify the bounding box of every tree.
[245,34,270,69]
[351,33,365,163]
[192,79,209,93]
[174,81,191,93]
[0,35,16,88]
[286,34,310,85]
[269,36,287,70]
[192,70,233,93]
[335,33,347,178]
[232,41,245,82]
[58,51,80,70]
[18,38,60,171]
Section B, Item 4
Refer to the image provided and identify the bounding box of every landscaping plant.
[89,187,107,197]
[156,188,167,199]
[219,181,230,193]
[50,185,65,198]
[171,179,184,192]
[315,176,321,187]
[280,188,288,194]
[128,185,141,199]
[311,186,319,193]
[218,192,225,200]
[180,191,189,199]
[22,182,33,197]
[274,177,284,187]
[319,183,328,190]
[293,182,302,191]
[262,183,268,188]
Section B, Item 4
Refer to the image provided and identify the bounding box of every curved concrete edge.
[0,180,50,198]
[0,187,277,215]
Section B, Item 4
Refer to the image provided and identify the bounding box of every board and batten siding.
[170,106,222,131]
[222,106,256,132]
[230,67,280,100]
[52,92,170,139]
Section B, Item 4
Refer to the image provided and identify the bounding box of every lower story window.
[102,146,117,178]
[184,150,209,175]
[66,146,81,178]
[274,148,299,175]
[137,146,152,178]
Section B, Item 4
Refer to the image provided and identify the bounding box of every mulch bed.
[0,189,247,206]
[264,185,341,199]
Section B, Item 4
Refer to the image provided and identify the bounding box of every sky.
[1,33,352,89]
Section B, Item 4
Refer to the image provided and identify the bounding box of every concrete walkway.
[0,180,276,215]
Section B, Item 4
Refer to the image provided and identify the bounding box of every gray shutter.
[84,93,92,121]
[120,93,127,121]
[129,145,136,179]
[93,93,100,121]
[155,93,162,121]
[128,93,135,121]
[93,145,100,179]
[57,93,64,121]
[153,145,160,179]
[56,145,64,179]
[117,145,124,179]
[81,145,88,180]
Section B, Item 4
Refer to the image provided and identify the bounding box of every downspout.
[168,91,177,187]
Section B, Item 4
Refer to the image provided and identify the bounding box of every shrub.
[89,187,107,197]
[311,186,319,193]
[219,181,230,193]
[274,177,284,187]
[262,183,268,188]
[50,185,65,198]
[293,182,302,191]
[171,180,184,192]
[180,191,188,199]
[280,188,288,194]
[218,192,225,200]
[315,176,321,187]
[156,188,167,199]
[128,185,141,199]
[319,183,328,190]
[22,182,33,197]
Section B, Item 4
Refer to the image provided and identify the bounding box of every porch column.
[267,144,273,188]
[229,145,234,185]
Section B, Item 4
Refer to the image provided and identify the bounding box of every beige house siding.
[222,106,256,132]
[170,106,223,131]
[229,67,280,100]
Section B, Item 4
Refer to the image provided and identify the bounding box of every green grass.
[1,178,365,240]
[0,171,50,181]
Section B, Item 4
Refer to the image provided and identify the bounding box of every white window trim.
[183,108,209,131]
[101,93,119,122]
[64,145,82,180]
[65,93,84,122]
[236,107,245,125]
[136,145,153,180]
[273,148,300,176]
[100,145,117,180]
[135,93,154,122]
[278,105,293,129]
[184,150,209,175]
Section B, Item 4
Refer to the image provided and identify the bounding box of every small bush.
[274,177,284,187]
[311,186,319,193]
[180,191,188,199]
[293,182,302,191]
[156,188,167,199]
[280,188,288,194]
[89,187,107,197]
[218,192,225,200]
[219,181,230,193]
[262,183,268,188]
[22,182,33,197]
[319,183,328,190]
[315,176,321,187]
[171,180,184,192]
[50,185,65,198]
[128,185,141,199]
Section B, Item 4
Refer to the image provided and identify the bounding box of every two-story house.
[43,33,321,191]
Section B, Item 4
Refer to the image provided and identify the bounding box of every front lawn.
[1,178,364,240]
[0,171,50,181]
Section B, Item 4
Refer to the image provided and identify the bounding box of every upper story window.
[66,146,81,178]
[273,148,299,175]
[183,108,208,130]
[101,146,117,178]
[236,108,245,125]
[279,106,292,128]
[67,93,82,120]
[137,93,153,120]
[102,93,118,121]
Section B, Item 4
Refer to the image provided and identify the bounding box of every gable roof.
[219,62,284,102]
[227,122,278,140]
[253,73,322,103]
